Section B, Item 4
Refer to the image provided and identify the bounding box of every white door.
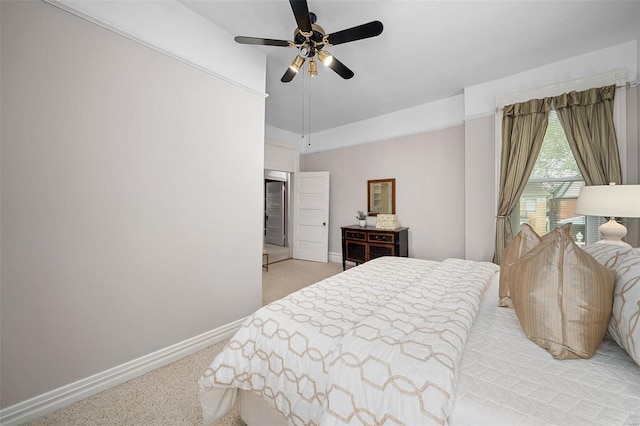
[265,181,285,246]
[293,171,329,262]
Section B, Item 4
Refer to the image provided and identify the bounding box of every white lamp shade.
[575,184,640,218]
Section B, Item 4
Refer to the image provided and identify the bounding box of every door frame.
[264,170,292,256]
[264,180,285,246]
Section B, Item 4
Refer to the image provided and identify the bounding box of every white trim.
[0,317,248,426]
[264,170,289,181]
[265,138,300,151]
[463,111,495,122]
[299,94,465,154]
[301,121,465,155]
[44,0,267,99]
[614,85,628,181]
[328,251,343,264]
[494,108,503,217]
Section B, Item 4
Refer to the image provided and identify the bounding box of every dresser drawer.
[345,230,367,240]
[368,232,394,243]
[345,241,367,263]
[369,244,394,259]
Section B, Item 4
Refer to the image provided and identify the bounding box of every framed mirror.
[367,178,395,216]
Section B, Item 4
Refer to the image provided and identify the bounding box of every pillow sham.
[507,227,616,359]
[584,244,640,366]
[499,223,571,308]
[582,243,631,269]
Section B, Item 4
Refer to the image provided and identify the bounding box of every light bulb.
[317,50,333,66]
[289,56,304,73]
[308,59,317,77]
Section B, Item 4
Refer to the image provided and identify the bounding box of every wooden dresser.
[341,225,409,270]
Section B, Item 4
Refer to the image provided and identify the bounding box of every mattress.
[450,274,640,426]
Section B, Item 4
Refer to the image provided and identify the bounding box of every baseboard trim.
[0,317,247,426]
[329,251,356,268]
[328,251,342,264]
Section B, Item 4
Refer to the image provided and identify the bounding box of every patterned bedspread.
[198,257,499,425]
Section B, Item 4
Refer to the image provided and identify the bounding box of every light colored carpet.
[22,259,343,426]
[262,259,343,305]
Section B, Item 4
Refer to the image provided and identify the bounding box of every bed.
[198,244,640,425]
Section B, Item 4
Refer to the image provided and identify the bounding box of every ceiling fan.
[234,0,383,82]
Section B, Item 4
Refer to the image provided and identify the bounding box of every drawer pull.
[346,231,366,240]
[370,234,393,242]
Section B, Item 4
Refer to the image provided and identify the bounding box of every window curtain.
[493,98,551,264]
[552,85,622,186]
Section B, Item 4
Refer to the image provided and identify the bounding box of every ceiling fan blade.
[289,0,312,33]
[234,36,290,47]
[326,21,384,46]
[281,66,298,83]
[325,55,354,80]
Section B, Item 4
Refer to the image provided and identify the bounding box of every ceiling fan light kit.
[289,55,305,73]
[308,59,318,77]
[234,0,383,83]
[316,50,333,66]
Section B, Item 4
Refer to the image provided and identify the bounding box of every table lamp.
[574,183,640,247]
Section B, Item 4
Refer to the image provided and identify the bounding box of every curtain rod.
[494,81,638,112]
[617,80,639,89]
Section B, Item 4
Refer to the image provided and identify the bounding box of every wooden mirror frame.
[367,178,396,216]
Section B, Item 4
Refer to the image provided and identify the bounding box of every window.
[510,111,603,245]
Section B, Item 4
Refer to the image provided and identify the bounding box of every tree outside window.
[511,110,598,244]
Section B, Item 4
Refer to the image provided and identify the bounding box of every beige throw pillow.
[507,227,616,359]
[499,223,571,308]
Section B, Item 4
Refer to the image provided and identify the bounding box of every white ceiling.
[178,1,640,134]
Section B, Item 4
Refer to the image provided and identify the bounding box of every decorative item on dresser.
[341,225,408,270]
[375,214,399,229]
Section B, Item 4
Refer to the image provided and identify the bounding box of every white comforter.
[198,257,499,425]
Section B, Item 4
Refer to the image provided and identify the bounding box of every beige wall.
[1,0,264,407]
[301,126,466,261]
[463,116,497,261]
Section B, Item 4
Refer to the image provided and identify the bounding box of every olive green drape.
[493,98,552,264]
[553,85,622,186]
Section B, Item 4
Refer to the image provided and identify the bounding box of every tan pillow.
[507,227,616,359]
[499,223,571,308]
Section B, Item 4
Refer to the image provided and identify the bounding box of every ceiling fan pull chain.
[308,74,312,146]
[301,68,305,141]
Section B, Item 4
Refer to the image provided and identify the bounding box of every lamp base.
[595,218,631,248]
